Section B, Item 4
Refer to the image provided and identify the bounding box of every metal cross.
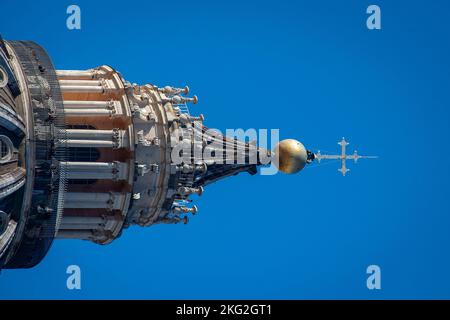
[314,138,377,176]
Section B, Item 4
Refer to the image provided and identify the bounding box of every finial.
[177,186,204,196]
[158,85,189,96]
[273,139,309,174]
[178,113,204,125]
[169,95,198,105]
[173,205,198,215]
[313,138,377,176]
[177,163,207,174]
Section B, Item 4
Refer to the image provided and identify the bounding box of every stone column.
[65,192,126,210]
[63,161,128,180]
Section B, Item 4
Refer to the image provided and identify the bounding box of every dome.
[0,44,27,267]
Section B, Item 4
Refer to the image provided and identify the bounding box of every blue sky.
[1,0,450,299]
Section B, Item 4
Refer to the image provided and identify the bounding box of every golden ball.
[273,139,308,174]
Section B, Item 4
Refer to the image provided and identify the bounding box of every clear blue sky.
[1,0,450,299]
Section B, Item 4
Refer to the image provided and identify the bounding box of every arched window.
[0,135,13,163]
[0,210,9,235]
[0,66,8,88]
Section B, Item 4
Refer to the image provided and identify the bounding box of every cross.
[314,138,377,176]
